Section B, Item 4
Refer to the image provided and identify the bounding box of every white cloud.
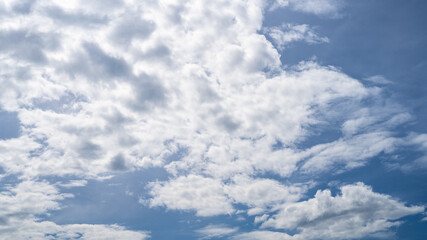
[4,221,150,240]
[270,0,344,17]
[148,175,234,216]
[0,180,148,239]
[260,183,424,239]
[233,231,293,240]
[196,224,239,239]
[301,131,398,173]
[394,133,427,172]
[57,179,88,188]
[265,24,329,50]
[0,0,403,183]
[224,175,307,210]
[364,75,392,85]
[0,0,424,237]
[291,0,343,16]
[148,174,309,217]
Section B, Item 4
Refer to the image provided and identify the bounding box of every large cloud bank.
[0,0,425,239]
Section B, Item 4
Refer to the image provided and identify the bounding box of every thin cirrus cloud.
[0,0,425,239]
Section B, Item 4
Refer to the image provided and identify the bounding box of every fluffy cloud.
[224,175,307,210]
[259,183,424,239]
[0,0,407,182]
[148,174,308,216]
[0,0,425,238]
[148,175,234,216]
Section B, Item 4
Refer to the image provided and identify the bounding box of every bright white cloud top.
[0,0,425,239]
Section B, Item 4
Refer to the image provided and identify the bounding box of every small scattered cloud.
[265,24,329,50]
[364,75,392,84]
[196,224,238,240]
[148,175,234,216]
[57,179,88,188]
[270,0,344,17]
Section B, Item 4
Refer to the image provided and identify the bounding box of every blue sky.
[0,0,426,239]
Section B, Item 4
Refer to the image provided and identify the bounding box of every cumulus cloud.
[224,175,307,211]
[0,0,425,238]
[148,175,234,216]
[259,183,424,239]
[148,174,308,216]
[0,0,399,182]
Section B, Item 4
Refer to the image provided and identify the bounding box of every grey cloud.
[84,0,125,10]
[13,67,33,81]
[45,7,108,27]
[118,134,139,147]
[77,141,102,160]
[12,0,36,14]
[83,42,130,77]
[102,108,133,126]
[217,115,240,132]
[139,44,171,63]
[110,153,129,171]
[64,42,130,80]
[110,15,155,45]
[0,30,59,63]
[128,74,167,112]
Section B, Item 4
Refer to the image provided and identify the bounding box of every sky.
[0,0,426,239]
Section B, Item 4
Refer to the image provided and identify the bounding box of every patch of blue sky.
[40,168,235,239]
[0,110,20,140]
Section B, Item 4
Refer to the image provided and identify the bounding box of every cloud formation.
[265,24,329,50]
[196,224,239,239]
[259,183,424,239]
[0,180,149,239]
[0,0,425,238]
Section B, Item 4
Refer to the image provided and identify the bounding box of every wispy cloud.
[196,224,239,239]
[270,0,344,17]
[265,24,329,50]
